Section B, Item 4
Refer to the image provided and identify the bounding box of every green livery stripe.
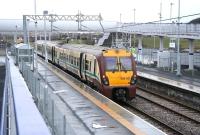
[56,59,99,80]
[85,71,99,80]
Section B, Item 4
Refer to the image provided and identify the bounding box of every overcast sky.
[1,0,200,22]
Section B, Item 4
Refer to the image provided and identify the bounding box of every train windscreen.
[105,57,119,71]
[119,57,132,71]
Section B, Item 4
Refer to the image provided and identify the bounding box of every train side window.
[76,58,79,66]
[74,57,77,66]
[61,53,64,61]
[66,55,68,62]
[69,56,71,63]
[60,53,62,59]
[85,60,89,71]
[77,58,80,67]
[89,61,91,71]
[63,53,65,61]
[94,60,96,74]
[71,56,73,64]
[85,60,91,71]
[74,57,76,66]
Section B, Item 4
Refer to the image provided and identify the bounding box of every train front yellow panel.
[103,49,131,57]
[106,71,133,86]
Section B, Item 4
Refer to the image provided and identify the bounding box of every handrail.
[0,54,8,135]
[0,51,51,135]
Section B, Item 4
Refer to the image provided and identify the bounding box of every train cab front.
[101,49,137,101]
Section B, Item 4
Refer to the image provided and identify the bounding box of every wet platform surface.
[7,57,51,135]
[37,61,166,135]
[137,66,200,94]
[37,64,134,135]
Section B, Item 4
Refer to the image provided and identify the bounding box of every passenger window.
[74,57,76,66]
[77,58,79,66]
[94,60,96,74]
[85,60,89,71]
[89,61,91,71]
[70,56,73,64]
[66,55,68,62]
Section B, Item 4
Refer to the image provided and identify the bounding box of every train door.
[79,52,84,79]
[94,59,96,77]
[84,55,88,81]
[80,53,87,81]
[52,46,54,63]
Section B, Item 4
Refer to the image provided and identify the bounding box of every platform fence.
[0,55,17,135]
[136,48,200,78]
[20,61,77,135]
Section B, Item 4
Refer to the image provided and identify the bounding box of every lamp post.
[170,2,174,22]
[14,25,18,44]
[34,0,38,73]
[27,19,30,46]
[176,0,181,76]
[159,1,162,23]
[133,8,136,48]
[43,10,48,85]
[133,8,136,24]
[120,13,122,23]
[27,19,31,64]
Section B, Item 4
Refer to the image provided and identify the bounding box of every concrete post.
[137,35,142,62]
[188,39,194,70]
[129,34,131,48]
[14,25,17,44]
[138,35,142,50]
[111,33,113,46]
[115,32,118,46]
[159,36,164,51]
[23,15,27,44]
[176,0,181,76]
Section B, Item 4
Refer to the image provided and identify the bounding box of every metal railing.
[1,53,52,135]
[0,56,7,135]
[20,61,77,135]
[0,54,18,135]
[110,23,200,39]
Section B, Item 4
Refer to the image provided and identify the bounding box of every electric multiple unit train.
[37,40,137,101]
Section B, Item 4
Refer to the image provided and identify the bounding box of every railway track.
[124,88,200,135]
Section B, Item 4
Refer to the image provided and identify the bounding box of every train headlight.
[130,75,137,85]
[102,75,109,86]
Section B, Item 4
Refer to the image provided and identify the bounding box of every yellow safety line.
[40,60,146,135]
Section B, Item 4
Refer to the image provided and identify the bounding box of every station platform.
[35,59,166,135]
[137,66,200,95]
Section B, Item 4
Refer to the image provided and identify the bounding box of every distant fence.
[136,48,200,68]
[136,48,200,77]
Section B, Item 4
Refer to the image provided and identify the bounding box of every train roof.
[59,44,109,55]
[37,40,109,56]
[36,40,131,56]
[36,40,59,47]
